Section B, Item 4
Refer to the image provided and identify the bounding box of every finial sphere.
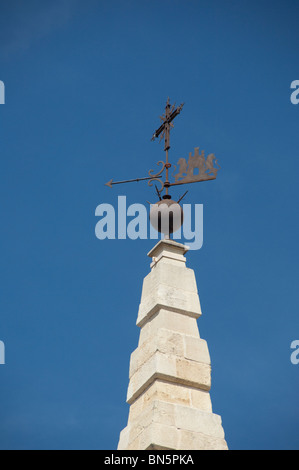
[149,196,184,235]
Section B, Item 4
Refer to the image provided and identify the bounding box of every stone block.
[175,404,225,439]
[118,400,227,450]
[138,309,200,345]
[178,429,228,450]
[137,261,202,327]
[127,352,177,404]
[175,357,211,390]
[127,350,211,404]
[129,328,185,378]
[190,388,212,412]
[183,336,211,364]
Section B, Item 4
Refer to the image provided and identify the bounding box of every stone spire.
[117,239,228,450]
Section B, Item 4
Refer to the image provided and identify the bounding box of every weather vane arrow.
[105,98,220,197]
[105,176,156,189]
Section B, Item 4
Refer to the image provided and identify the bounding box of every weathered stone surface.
[184,336,211,364]
[148,239,188,271]
[178,429,229,451]
[190,387,212,412]
[117,240,228,450]
[175,403,225,438]
[127,351,211,404]
[129,328,210,378]
[128,380,213,423]
[126,422,179,451]
[138,309,200,345]
[137,245,202,327]
[118,400,227,450]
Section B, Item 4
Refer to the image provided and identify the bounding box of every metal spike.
[155,184,162,200]
[177,190,188,204]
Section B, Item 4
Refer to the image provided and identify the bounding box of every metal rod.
[168,176,216,187]
[155,184,162,200]
[105,175,154,188]
[165,148,169,196]
[177,190,188,204]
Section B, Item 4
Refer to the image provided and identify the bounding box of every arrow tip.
[105,179,113,188]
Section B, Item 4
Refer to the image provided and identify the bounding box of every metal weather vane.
[105,98,220,199]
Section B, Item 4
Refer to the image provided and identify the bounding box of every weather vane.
[105,98,220,236]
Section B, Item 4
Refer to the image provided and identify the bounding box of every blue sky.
[0,0,298,450]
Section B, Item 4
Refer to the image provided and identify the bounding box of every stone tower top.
[148,239,188,269]
[117,240,228,450]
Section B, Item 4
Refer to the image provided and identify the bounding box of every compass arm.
[168,103,184,124]
[151,123,165,141]
[105,175,154,188]
[151,102,184,142]
[105,161,166,189]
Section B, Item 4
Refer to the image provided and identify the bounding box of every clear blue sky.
[0,0,298,450]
